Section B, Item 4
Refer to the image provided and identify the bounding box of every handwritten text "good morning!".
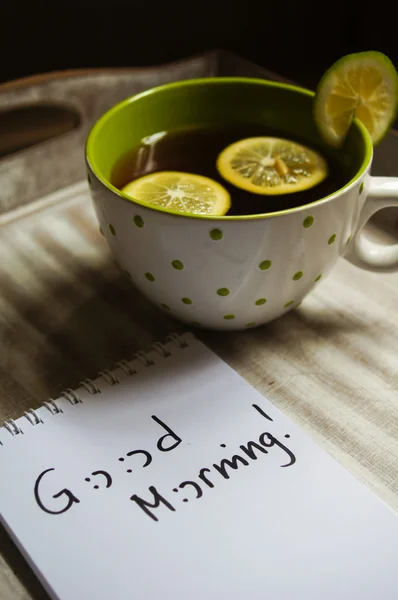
[34,404,296,522]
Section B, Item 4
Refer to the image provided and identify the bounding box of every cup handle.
[346,176,398,272]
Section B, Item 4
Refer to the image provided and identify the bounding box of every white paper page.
[1,333,398,600]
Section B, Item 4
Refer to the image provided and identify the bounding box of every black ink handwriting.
[240,440,268,460]
[34,468,80,515]
[213,454,249,479]
[198,468,214,488]
[151,415,182,452]
[130,486,175,521]
[85,470,113,489]
[253,403,273,422]
[259,432,296,467]
[179,480,203,499]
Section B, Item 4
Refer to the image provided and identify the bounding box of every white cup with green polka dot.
[86,78,398,331]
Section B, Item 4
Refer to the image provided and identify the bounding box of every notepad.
[1,332,397,600]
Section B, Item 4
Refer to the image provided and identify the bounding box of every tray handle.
[0,102,81,159]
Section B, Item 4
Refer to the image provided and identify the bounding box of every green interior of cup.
[86,77,372,218]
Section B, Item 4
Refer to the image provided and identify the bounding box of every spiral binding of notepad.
[0,333,190,442]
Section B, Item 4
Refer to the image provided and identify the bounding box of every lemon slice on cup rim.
[314,51,398,147]
[122,171,231,216]
[216,137,328,195]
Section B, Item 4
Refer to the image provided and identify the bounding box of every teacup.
[86,78,398,331]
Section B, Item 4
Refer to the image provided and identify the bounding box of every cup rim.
[86,77,373,221]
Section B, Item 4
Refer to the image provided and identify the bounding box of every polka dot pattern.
[255,298,267,306]
[105,202,351,327]
[303,216,314,228]
[217,288,230,296]
[172,260,184,270]
[210,228,223,241]
[259,260,272,271]
[87,173,92,188]
[134,215,144,228]
[359,182,365,194]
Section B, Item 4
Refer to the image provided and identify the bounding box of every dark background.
[1,0,398,88]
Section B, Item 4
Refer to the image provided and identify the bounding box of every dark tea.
[111,124,348,216]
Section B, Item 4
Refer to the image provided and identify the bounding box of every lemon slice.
[314,51,398,147]
[122,171,230,216]
[217,137,328,195]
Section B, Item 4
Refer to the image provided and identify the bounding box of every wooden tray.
[0,51,397,600]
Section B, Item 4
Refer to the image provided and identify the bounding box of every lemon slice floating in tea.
[122,171,231,216]
[314,51,398,147]
[216,137,328,195]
